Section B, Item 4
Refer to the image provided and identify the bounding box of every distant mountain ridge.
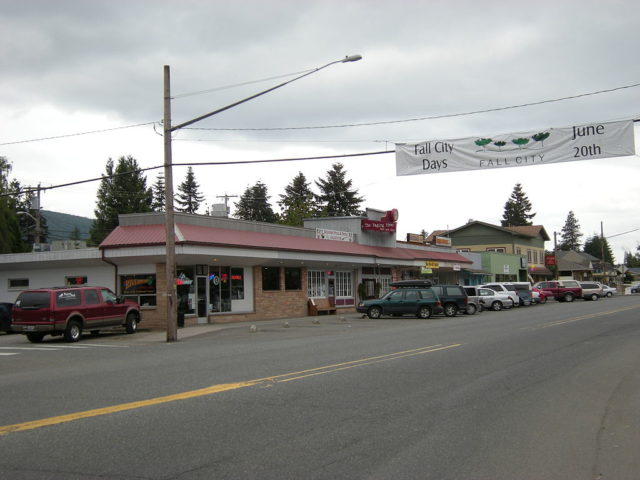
[40,210,93,242]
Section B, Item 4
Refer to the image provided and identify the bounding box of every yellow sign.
[425,261,439,269]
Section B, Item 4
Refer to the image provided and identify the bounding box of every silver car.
[477,287,516,311]
[579,282,604,301]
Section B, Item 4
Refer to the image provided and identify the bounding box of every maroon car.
[11,286,141,343]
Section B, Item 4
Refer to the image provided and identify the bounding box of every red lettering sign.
[361,219,397,233]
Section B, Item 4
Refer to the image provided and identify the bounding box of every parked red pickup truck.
[533,280,582,302]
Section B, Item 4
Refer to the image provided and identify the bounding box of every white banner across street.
[395,120,636,176]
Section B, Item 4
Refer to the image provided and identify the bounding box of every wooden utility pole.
[164,65,178,342]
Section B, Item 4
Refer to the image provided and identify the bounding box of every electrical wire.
[172,69,315,99]
[3,81,639,146]
[183,82,640,132]
[0,150,391,198]
[0,122,156,146]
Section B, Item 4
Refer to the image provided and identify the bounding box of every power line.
[172,69,315,99]
[0,122,156,146]
[3,81,639,146]
[0,150,391,198]
[184,81,640,132]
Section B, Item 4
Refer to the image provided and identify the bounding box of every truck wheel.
[444,304,458,317]
[417,306,432,319]
[125,313,138,334]
[64,320,82,342]
[26,332,44,343]
[465,304,477,315]
[367,306,382,319]
[564,293,575,302]
[492,301,503,311]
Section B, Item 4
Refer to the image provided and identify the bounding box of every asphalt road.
[1,295,640,479]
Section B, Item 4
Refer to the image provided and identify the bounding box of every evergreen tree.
[70,226,82,241]
[501,183,536,226]
[315,163,364,217]
[0,157,27,253]
[151,173,165,212]
[89,156,152,245]
[278,172,318,226]
[175,167,204,214]
[234,181,278,223]
[558,210,583,251]
[583,234,615,264]
[624,249,640,268]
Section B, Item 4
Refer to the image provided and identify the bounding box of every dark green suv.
[356,286,442,319]
[390,280,468,317]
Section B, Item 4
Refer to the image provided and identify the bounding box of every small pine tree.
[278,172,318,226]
[501,183,536,226]
[175,167,204,214]
[558,211,583,251]
[234,181,278,223]
[315,163,364,217]
[151,173,165,212]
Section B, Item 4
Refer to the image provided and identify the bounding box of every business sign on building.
[361,219,396,233]
[316,228,354,242]
[425,260,440,269]
[395,120,635,176]
[435,236,451,247]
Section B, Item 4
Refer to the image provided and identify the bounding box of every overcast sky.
[2,0,639,262]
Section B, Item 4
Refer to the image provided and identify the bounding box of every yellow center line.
[0,343,462,436]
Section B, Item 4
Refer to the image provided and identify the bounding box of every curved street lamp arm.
[170,55,362,131]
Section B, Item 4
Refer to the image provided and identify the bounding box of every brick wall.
[140,263,355,329]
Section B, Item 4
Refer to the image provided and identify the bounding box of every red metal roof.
[100,223,472,264]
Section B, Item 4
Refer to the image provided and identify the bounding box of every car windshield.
[16,291,50,309]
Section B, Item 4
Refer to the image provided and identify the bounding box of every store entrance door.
[196,276,208,320]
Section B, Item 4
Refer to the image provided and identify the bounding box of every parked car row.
[357,279,620,320]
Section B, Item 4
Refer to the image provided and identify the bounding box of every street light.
[163,55,362,342]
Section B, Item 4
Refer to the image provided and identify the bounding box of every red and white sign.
[361,219,396,233]
[362,209,398,233]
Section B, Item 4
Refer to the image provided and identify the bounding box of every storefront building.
[0,209,473,329]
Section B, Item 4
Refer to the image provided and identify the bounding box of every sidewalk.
[131,312,362,343]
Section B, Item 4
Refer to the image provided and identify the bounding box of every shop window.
[335,271,352,297]
[307,270,326,297]
[285,268,302,291]
[65,276,87,286]
[120,274,157,307]
[262,267,280,291]
[231,268,245,300]
[8,278,29,289]
[487,247,506,253]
